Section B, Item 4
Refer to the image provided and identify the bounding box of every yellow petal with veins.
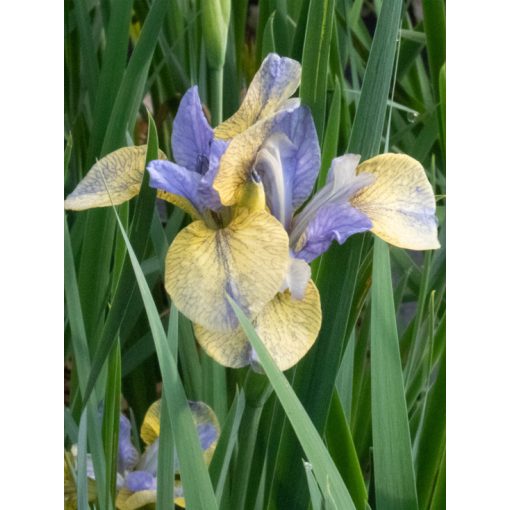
[165,208,289,332]
[194,280,322,371]
[214,53,301,140]
[140,400,161,446]
[352,153,440,250]
[213,105,298,206]
[64,145,167,211]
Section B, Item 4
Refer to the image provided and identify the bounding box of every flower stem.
[210,65,224,126]
[230,370,272,509]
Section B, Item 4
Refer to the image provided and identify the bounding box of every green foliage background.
[64,0,446,508]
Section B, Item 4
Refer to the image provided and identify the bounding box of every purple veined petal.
[293,202,372,263]
[198,139,229,211]
[273,106,320,210]
[254,106,320,230]
[147,159,203,212]
[171,86,214,173]
[125,470,157,492]
[117,414,140,473]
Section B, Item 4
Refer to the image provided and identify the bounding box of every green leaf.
[300,0,335,142]
[261,12,277,57]
[102,338,121,503]
[439,64,446,158]
[414,352,446,509]
[304,460,324,510]
[227,295,356,510]
[326,391,368,509]
[317,78,342,189]
[64,216,108,509]
[156,384,175,510]
[209,390,246,504]
[349,0,403,157]
[422,0,445,101]
[101,0,171,152]
[86,0,133,167]
[77,407,89,510]
[371,238,418,510]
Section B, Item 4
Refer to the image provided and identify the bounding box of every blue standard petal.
[172,86,213,173]
[254,106,320,230]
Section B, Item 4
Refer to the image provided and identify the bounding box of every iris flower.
[196,123,440,371]
[64,400,219,510]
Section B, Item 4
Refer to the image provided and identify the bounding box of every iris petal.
[213,102,304,206]
[294,202,372,262]
[188,401,220,464]
[140,400,161,446]
[194,280,321,371]
[290,154,374,259]
[147,160,201,218]
[351,153,440,250]
[165,208,289,332]
[214,53,301,139]
[117,414,140,473]
[197,139,229,211]
[116,488,157,510]
[171,86,213,172]
[64,145,166,210]
[254,107,320,229]
[279,255,311,299]
[125,470,157,492]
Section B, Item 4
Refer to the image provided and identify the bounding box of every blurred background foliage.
[64,0,445,508]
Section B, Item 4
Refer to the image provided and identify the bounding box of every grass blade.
[371,238,418,510]
[102,338,121,504]
[326,391,368,509]
[300,0,335,141]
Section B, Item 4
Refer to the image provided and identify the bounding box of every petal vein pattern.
[165,209,289,332]
[193,280,322,370]
[64,145,166,210]
[214,53,301,139]
[352,153,440,250]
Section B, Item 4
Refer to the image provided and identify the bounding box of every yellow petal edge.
[194,279,322,371]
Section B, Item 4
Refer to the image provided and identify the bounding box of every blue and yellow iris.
[64,52,439,373]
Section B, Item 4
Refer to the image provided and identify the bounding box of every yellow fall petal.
[214,53,301,140]
[116,488,156,510]
[64,145,166,211]
[194,279,322,371]
[140,400,161,446]
[165,208,289,332]
[156,189,200,219]
[352,153,440,250]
